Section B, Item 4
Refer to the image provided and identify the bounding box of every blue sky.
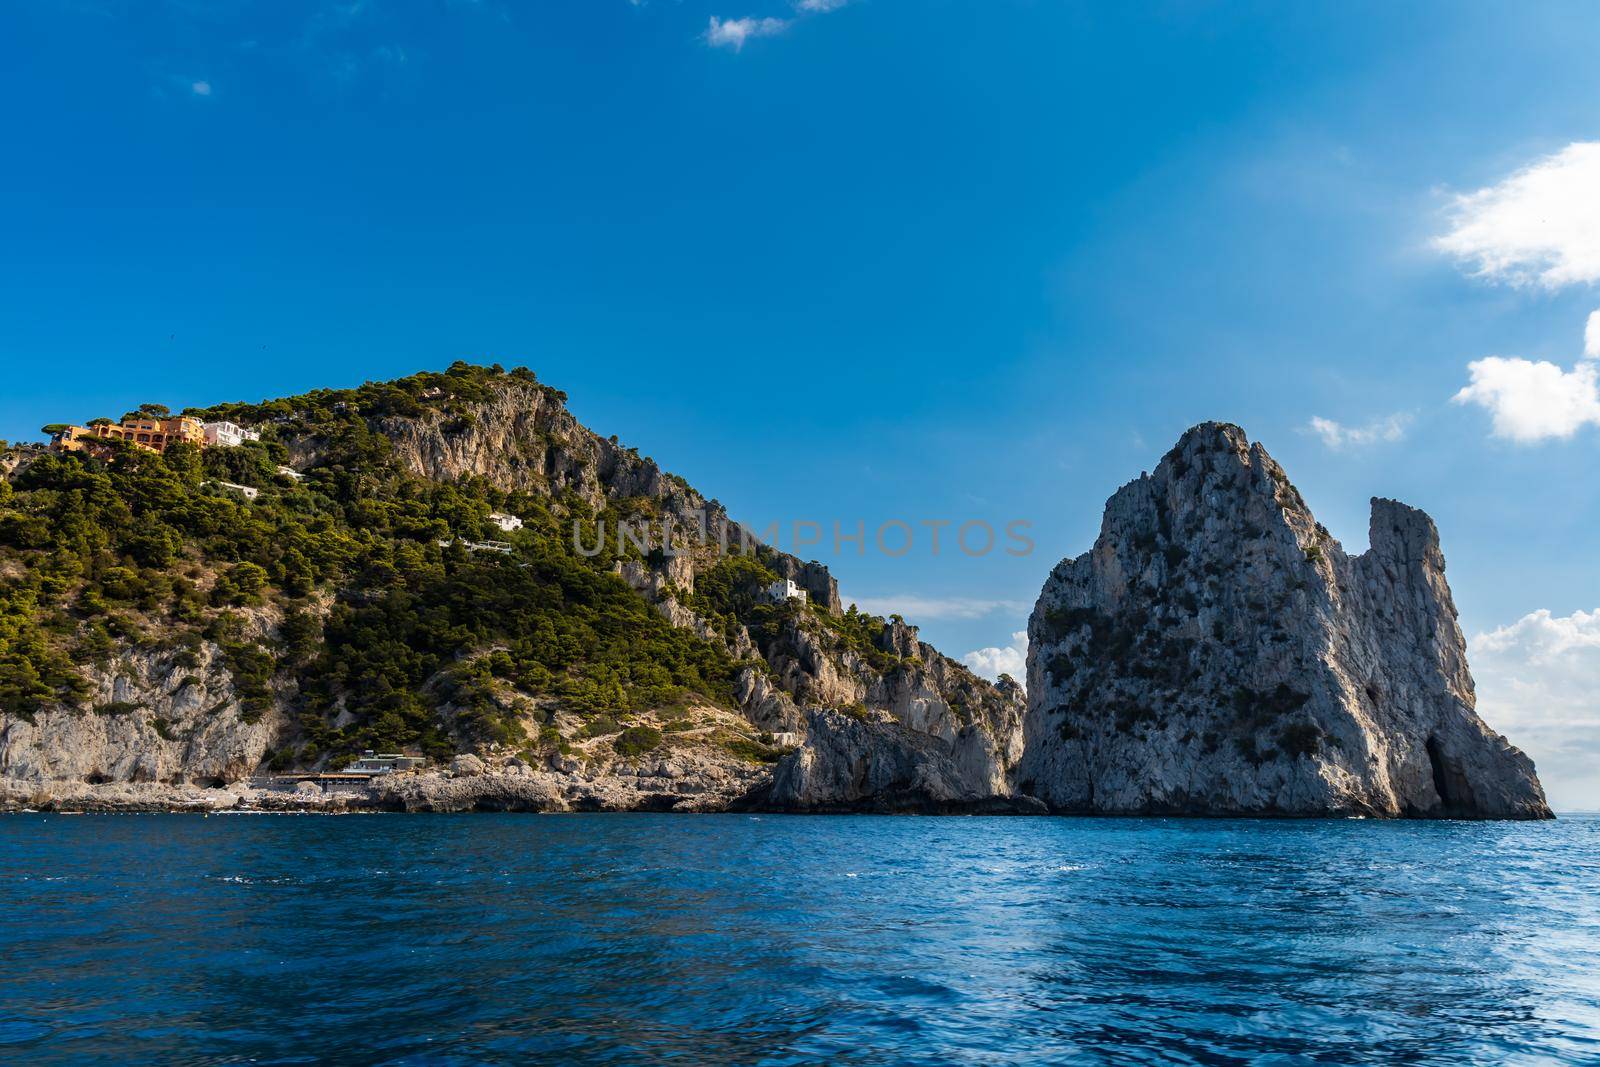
[3,1,1598,805]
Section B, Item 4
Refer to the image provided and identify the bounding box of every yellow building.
[52,416,205,455]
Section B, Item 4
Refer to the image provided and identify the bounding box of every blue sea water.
[1,814,1598,1065]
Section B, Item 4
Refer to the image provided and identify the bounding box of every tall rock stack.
[1019,422,1550,819]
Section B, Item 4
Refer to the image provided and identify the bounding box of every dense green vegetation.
[0,363,749,763]
[816,605,907,675]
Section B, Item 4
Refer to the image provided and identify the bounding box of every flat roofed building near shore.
[342,751,427,775]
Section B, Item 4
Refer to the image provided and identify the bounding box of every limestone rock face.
[0,625,282,787]
[768,709,1042,813]
[1019,422,1549,819]
[366,745,771,813]
[735,669,806,735]
[751,612,1025,806]
[448,753,486,777]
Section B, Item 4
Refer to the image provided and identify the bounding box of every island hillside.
[0,363,1023,812]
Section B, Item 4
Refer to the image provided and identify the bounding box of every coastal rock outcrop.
[369,744,772,813]
[767,708,1042,814]
[0,624,282,787]
[1018,422,1550,819]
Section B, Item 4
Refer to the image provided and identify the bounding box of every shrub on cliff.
[614,726,663,758]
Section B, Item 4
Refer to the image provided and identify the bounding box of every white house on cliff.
[202,421,261,448]
[766,578,807,604]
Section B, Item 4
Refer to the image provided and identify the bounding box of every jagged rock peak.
[1019,421,1549,820]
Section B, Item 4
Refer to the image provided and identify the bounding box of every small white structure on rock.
[766,578,808,604]
[276,465,304,481]
[202,421,261,448]
[489,511,523,532]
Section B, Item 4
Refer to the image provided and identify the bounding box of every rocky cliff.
[284,375,1022,809]
[0,623,283,787]
[358,379,844,610]
[1019,422,1550,819]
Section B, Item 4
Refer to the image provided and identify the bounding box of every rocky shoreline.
[7,776,1549,817]
[0,771,1049,816]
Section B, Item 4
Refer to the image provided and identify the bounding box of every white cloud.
[1435,142,1600,289]
[705,1,846,50]
[961,630,1027,684]
[1470,608,1600,811]
[1307,412,1411,449]
[1476,608,1600,660]
[1453,356,1600,443]
[705,15,787,50]
[847,595,1029,621]
[190,80,212,96]
[1586,309,1600,359]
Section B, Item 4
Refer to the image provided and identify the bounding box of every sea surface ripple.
[1,813,1598,1064]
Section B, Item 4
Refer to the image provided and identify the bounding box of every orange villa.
[52,416,206,454]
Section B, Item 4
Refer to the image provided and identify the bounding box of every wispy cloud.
[961,630,1027,685]
[847,595,1029,621]
[1435,142,1600,290]
[705,0,849,51]
[190,79,213,96]
[705,16,787,50]
[1454,311,1600,443]
[1306,412,1410,449]
[1471,607,1600,810]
